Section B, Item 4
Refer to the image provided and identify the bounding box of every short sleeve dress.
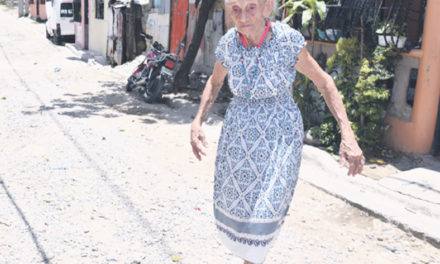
[213,22,306,264]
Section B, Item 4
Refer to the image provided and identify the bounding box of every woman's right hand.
[189,61,227,161]
[190,122,208,161]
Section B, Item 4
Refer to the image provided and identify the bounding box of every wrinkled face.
[227,0,272,36]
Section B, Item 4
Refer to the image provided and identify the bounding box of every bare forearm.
[318,77,356,141]
[194,76,223,125]
[295,48,364,174]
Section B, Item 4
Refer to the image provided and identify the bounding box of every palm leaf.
[302,9,313,28]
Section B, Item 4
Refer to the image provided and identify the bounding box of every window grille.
[95,0,104,19]
[280,0,426,51]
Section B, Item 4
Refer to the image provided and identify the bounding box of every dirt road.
[0,5,438,264]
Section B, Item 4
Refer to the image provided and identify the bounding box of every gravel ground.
[0,5,439,264]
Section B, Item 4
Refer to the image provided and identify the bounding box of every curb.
[65,43,108,66]
[299,145,440,249]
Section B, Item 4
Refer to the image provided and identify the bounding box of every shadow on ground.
[21,80,229,125]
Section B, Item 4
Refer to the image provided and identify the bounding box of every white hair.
[225,0,268,4]
[224,0,278,16]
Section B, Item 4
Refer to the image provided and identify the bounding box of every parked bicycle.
[126,33,184,103]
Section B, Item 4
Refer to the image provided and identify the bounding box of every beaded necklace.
[238,20,270,99]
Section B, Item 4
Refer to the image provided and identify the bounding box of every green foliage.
[326,37,360,98]
[292,72,325,130]
[376,21,407,37]
[308,38,400,154]
[281,0,327,29]
[284,0,328,130]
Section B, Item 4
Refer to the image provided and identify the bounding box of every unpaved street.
[0,6,439,264]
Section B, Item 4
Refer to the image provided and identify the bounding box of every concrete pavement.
[66,13,440,251]
[300,145,440,248]
[1,5,439,263]
[62,15,440,249]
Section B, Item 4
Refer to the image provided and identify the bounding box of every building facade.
[30,0,47,21]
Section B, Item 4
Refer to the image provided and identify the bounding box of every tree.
[173,0,216,92]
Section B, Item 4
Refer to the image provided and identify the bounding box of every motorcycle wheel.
[126,77,135,92]
[143,75,164,103]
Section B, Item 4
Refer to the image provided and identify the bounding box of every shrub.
[306,37,400,154]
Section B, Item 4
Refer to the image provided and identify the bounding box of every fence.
[280,0,426,51]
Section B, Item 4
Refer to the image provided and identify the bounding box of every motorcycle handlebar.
[140,32,153,40]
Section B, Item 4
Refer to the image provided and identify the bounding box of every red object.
[133,64,145,77]
[170,0,189,59]
[165,59,176,69]
[239,20,270,48]
[146,50,159,68]
[146,50,158,59]
[194,207,201,211]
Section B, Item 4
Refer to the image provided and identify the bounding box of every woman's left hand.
[339,138,365,176]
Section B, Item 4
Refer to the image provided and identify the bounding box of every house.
[107,0,146,65]
[87,0,109,58]
[279,0,440,155]
[384,0,440,154]
[73,0,147,64]
[30,0,47,21]
[69,0,224,68]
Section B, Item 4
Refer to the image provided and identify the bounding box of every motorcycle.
[126,33,183,103]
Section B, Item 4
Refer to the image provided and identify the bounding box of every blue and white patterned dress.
[213,22,306,264]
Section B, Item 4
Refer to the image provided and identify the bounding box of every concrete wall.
[74,0,88,49]
[30,0,47,21]
[387,56,419,122]
[88,0,108,57]
[192,0,225,72]
[146,11,170,50]
[145,0,170,49]
[194,8,223,71]
[384,0,440,154]
[307,42,336,59]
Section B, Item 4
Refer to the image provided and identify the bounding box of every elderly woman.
[190,0,365,263]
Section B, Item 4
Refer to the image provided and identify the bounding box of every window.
[60,3,73,17]
[153,0,161,8]
[73,0,81,22]
[95,0,104,19]
[152,0,169,13]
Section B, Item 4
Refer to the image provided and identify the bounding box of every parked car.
[45,0,75,45]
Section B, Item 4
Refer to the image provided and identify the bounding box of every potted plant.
[325,28,342,42]
[281,0,327,132]
[281,0,327,47]
[323,0,342,42]
[376,21,407,48]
